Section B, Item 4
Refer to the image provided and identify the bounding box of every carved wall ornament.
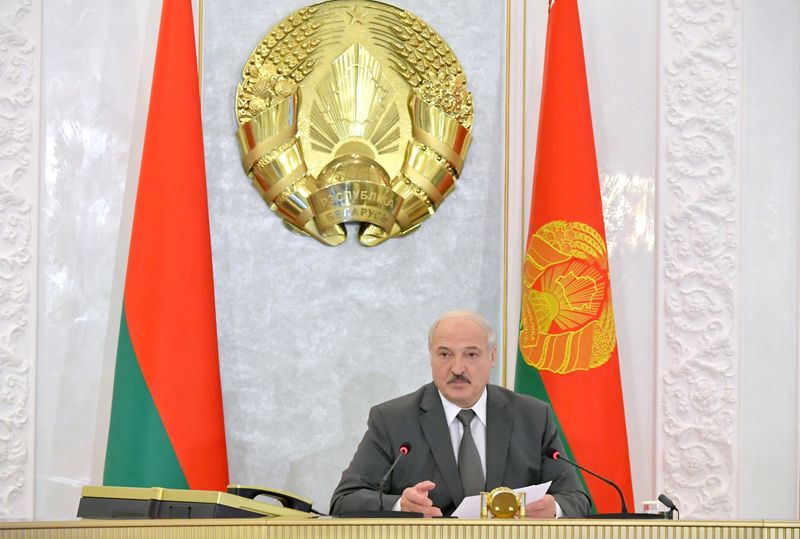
[235,1,473,246]
[0,0,36,519]
[660,0,741,519]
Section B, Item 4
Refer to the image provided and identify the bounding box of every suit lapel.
[419,383,464,506]
[485,386,512,489]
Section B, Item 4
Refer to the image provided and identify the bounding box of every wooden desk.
[2,518,800,539]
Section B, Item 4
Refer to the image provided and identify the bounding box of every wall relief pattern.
[0,0,37,520]
[661,0,741,519]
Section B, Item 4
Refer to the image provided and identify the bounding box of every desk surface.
[2,518,800,539]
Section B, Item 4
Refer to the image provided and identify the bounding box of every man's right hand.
[399,480,443,517]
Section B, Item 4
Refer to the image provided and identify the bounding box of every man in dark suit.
[330,310,591,518]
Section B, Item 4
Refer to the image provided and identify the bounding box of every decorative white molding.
[0,0,38,520]
[658,0,741,519]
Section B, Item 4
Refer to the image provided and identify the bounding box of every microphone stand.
[555,453,630,514]
[337,444,423,518]
[545,449,670,520]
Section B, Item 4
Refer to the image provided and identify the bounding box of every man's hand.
[399,480,443,517]
[525,494,557,518]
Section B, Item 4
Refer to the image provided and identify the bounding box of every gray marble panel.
[202,1,505,510]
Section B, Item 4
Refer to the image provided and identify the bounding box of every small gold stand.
[480,487,527,519]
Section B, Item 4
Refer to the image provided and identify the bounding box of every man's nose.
[450,355,466,374]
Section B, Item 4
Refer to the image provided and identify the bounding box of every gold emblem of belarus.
[480,487,527,519]
[235,1,473,246]
[519,221,616,374]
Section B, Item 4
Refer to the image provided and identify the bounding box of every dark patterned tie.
[456,409,485,496]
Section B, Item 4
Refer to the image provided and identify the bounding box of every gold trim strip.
[502,0,511,387]
[3,518,799,539]
[521,0,528,259]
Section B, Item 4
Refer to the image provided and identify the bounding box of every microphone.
[338,442,421,518]
[658,493,679,519]
[378,442,412,511]
[543,447,628,514]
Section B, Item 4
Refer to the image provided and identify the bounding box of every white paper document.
[451,481,552,519]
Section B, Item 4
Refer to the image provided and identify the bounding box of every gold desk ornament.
[480,487,526,519]
[235,1,473,246]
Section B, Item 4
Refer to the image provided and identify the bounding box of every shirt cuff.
[554,499,564,518]
[392,498,402,511]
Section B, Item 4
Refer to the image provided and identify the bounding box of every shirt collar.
[438,386,488,427]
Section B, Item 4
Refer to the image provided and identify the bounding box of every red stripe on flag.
[124,0,229,490]
[525,0,634,512]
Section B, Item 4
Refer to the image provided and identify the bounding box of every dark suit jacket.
[330,382,591,517]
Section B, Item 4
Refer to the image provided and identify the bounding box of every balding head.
[428,309,497,352]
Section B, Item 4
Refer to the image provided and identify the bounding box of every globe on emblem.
[309,154,403,238]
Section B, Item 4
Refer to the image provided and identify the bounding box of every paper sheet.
[451,481,552,519]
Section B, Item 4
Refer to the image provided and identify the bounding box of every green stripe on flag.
[104,305,188,488]
[514,351,594,512]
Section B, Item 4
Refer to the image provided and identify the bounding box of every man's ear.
[490,347,497,366]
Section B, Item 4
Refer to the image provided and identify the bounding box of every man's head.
[428,310,497,408]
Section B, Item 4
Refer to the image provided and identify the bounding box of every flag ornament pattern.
[520,220,616,374]
[514,0,634,514]
[103,0,229,491]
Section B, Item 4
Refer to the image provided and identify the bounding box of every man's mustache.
[448,373,471,384]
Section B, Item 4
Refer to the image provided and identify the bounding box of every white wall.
[35,0,159,519]
[0,0,794,521]
[740,0,799,520]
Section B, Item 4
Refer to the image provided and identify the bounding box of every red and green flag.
[103,0,229,491]
[514,0,634,513]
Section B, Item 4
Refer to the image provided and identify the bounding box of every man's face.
[430,315,497,408]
